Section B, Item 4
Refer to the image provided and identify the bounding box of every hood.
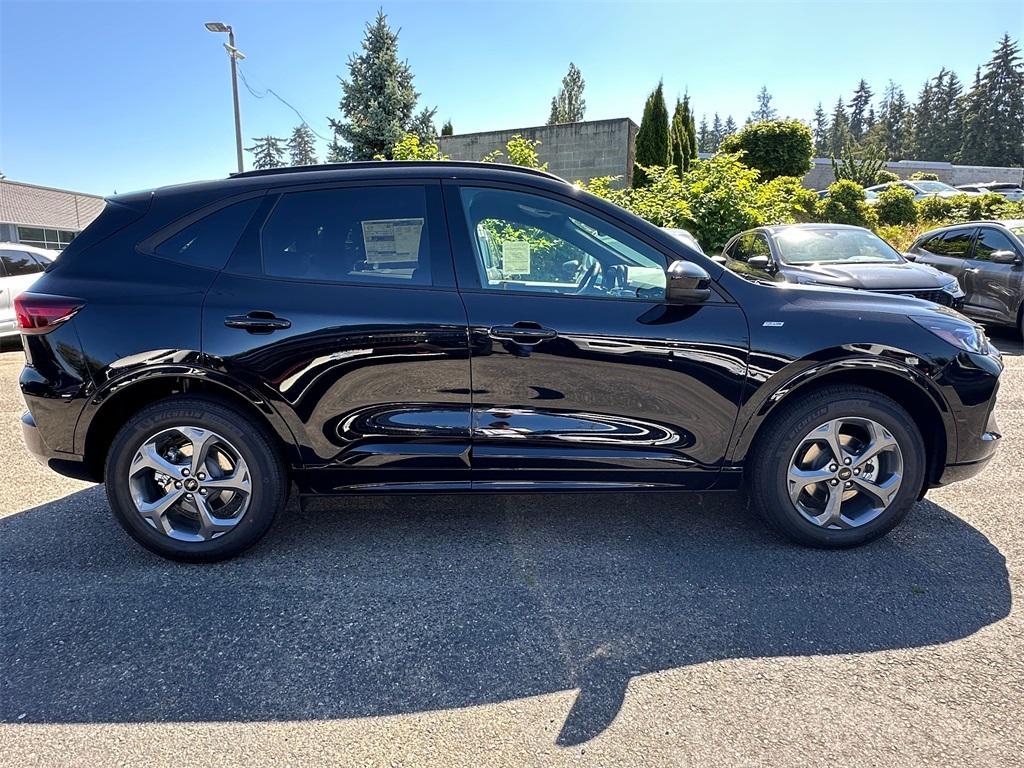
[773,281,973,322]
[785,261,956,290]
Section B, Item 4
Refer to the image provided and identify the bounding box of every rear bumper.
[21,410,95,482]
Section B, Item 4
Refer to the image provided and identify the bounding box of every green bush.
[680,153,762,251]
[875,169,900,184]
[578,165,692,229]
[831,145,886,188]
[910,172,939,181]
[916,192,1007,224]
[916,195,953,221]
[755,175,818,225]
[816,180,878,228]
[875,185,918,226]
[719,119,814,181]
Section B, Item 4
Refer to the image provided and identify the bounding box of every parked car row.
[816,179,1024,204]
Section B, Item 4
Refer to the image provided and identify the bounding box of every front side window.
[155,198,260,270]
[262,186,431,285]
[0,249,44,276]
[973,228,1019,261]
[458,187,666,300]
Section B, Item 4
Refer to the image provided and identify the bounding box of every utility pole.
[205,22,246,173]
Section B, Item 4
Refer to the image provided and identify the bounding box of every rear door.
[963,226,1024,323]
[911,227,975,288]
[202,180,473,492]
[444,181,749,491]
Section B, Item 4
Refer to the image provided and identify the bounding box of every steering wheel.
[574,259,602,295]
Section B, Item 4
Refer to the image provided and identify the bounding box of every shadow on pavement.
[0,488,1010,745]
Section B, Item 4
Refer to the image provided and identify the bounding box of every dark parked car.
[720,224,966,307]
[17,162,1003,561]
[907,220,1024,335]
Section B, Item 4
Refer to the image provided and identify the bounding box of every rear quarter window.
[153,198,261,270]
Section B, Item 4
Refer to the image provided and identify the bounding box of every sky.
[1,0,1020,195]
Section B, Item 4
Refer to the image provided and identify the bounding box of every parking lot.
[0,331,1022,767]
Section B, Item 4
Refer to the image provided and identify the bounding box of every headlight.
[940,279,965,298]
[910,314,989,353]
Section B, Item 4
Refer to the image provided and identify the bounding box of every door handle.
[488,325,557,345]
[964,268,980,274]
[224,311,292,333]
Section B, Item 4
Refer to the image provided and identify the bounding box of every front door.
[963,225,1023,324]
[444,182,749,490]
[202,180,473,493]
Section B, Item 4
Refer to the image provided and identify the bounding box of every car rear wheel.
[749,386,926,548]
[105,397,287,562]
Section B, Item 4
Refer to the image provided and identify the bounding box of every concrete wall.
[438,118,638,188]
[801,158,1024,190]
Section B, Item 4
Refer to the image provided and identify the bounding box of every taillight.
[14,292,83,335]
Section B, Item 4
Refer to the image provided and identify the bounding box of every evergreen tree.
[910,78,937,159]
[441,120,454,136]
[932,69,964,161]
[848,79,873,141]
[634,81,670,186]
[868,81,912,159]
[710,113,724,150]
[812,102,830,155]
[723,115,738,139]
[287,124,318,166]
[669,98,691,176]
[547,62,586,124]
[959,34,1024,165]
[750,85,778,122]
[697,115,711,153]
[328,10,436,160]
[246,136,286,170]
[681,94,698,166]
[827,97,851,156]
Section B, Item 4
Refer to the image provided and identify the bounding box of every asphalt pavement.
[1,330,1022,767]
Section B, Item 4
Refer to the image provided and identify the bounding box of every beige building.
[0,178,105,251]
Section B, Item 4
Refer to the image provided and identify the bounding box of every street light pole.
[205,22,245,173]
[227,27,244,173]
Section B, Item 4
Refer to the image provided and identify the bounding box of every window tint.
[458,187,666,300]
[921,229,975,258]
[0,249,45,276]
[262,186,431,285]
[155,198,260,270]
[16,226,76,251]
[974,228,1019,261]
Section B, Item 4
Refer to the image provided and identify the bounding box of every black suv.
[17,162,1003,561]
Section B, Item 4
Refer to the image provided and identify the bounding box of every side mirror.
[903,252,918,262]
[710,254,728,265]
[991,249,1021,265]
[665,260,712,304]
[747,255,776,273]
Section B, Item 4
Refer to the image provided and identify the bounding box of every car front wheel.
[749,386,926,548]
[105,397,288,562]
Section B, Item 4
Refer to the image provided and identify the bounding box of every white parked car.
[0,244,58,343]
[956,182,1024,202]
[865,179,978,202]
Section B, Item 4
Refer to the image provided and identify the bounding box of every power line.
[236,65,333,141]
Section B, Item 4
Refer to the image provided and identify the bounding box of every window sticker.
[501,240,531,274]
[361,218,424,263]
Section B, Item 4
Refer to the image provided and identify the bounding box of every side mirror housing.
[665,260,712,304]
[710,254,728,266]
[903,251,918,262]
[747,254,776,273]
[991,249,1021,265]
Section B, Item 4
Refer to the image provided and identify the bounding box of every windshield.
[914,181,957,193]
[774,228,903,265]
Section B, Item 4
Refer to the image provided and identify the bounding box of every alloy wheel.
[127,426,252,542]
[787,417,904,530]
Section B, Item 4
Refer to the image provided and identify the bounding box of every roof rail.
[230,160,565,182]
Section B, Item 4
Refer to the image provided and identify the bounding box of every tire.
[748,385,926,548]
[105,397,288,562]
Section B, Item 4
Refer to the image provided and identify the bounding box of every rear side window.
[920,229,974,258]
[261,186,431,285]
[154,198,261,270]
[0,249,45,276]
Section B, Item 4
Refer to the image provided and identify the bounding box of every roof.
[0,179,105,231]
[0,241,60,259]
[113,161,573,204]
[760,223,868,235]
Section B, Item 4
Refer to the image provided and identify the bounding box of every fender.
[73,354,302,465]
[727,351,957,466]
